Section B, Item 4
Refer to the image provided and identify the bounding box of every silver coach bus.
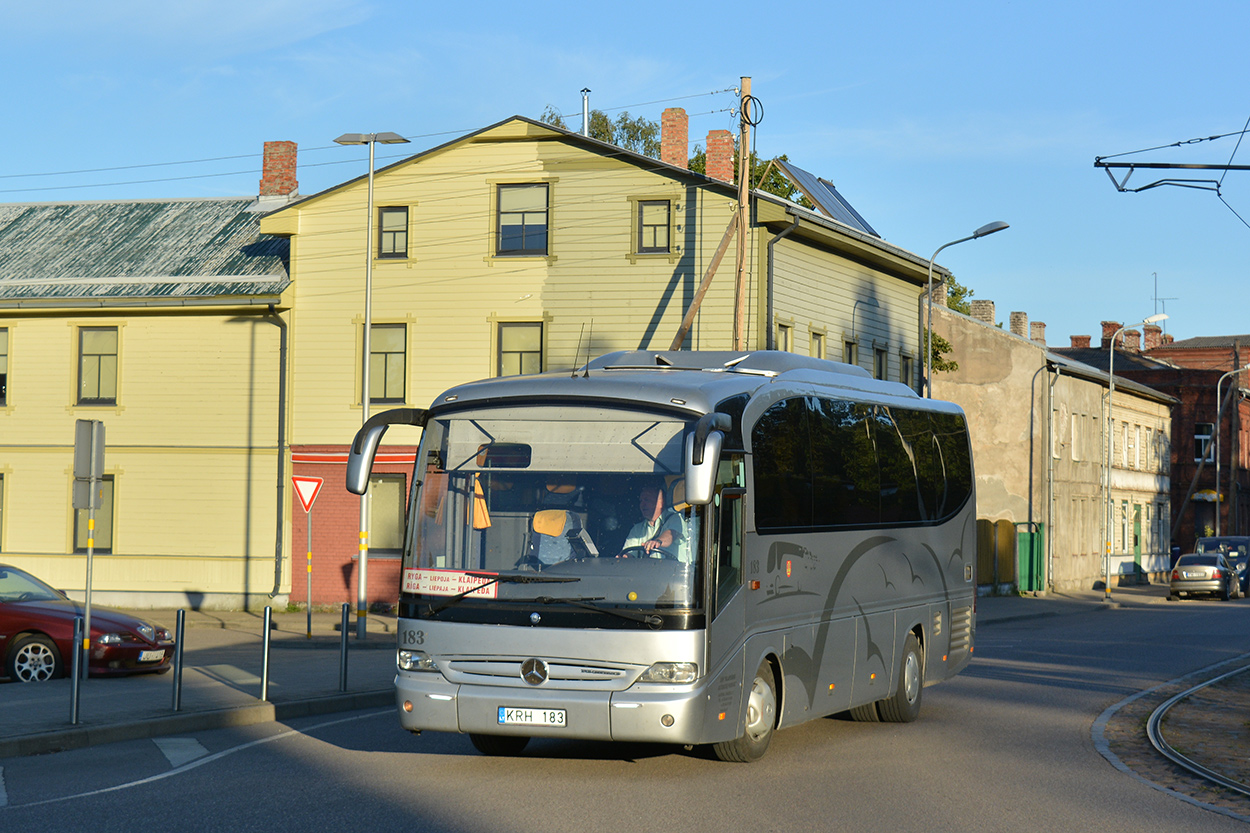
[347,350,976,762]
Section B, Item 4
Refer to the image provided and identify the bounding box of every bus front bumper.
[395,672,713,746]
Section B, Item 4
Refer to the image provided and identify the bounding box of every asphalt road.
[2,596,1248,832]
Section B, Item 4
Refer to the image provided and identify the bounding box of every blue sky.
[4,0,1249,345]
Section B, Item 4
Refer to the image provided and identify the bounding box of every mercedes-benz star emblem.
[520,658,549,686]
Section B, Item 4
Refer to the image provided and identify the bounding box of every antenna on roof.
[583,320,593,377]
[573,323,586,378]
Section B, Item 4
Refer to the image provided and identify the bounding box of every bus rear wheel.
[713,660,777,763]
[878,633,923,723]
[469,733,530,756]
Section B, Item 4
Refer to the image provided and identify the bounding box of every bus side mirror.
[346,408,427,495]
[685,414,728,505]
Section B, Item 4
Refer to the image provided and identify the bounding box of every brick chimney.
[931,282,948,308]
[1100,321,1122,349]
[661,108,688,169]
[1123,330,1141,352]
[1143,324,1162,351]
[1163,333,1174,345]
[1070,335,1091,349]
[259,141,298,198]
[1031,321,1046,346]
[1009,311,1028,338]
[706,130,735,182]
[970,299,995,325]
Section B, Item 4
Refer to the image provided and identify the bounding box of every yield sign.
[291,476,324,513]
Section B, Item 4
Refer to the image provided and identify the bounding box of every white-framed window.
[497,184,549,256]
[0,327,7,406]
[367,324,406,404]
[78,327,118,406]
[810,331,825,360]
[843,340,857,366]
[378,206,408,258]
[497,322,543,376]
[776,322,793,352]
[1195,422,1215,463]
[636,200,671,254]
[873,348,887,380]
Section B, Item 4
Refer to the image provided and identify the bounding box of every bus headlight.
[397,650,438,672]
[638,662,697,684]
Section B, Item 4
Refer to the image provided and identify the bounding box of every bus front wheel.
[469,733,530,756]
[713,660,777,763]
[878,632,923,723]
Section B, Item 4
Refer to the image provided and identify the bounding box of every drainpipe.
[266,304,288,597]
[765,215,800,349]
[1047,363,1061,591]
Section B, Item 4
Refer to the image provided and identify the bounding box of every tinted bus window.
[932,411,973,516]
[752,397,812,529]
[811,398,878,528]
[874,407,921,524]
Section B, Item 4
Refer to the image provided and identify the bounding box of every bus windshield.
[401,412,702,615]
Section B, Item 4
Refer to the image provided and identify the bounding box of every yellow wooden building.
[0,116,946,610]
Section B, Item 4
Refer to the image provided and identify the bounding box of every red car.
[0,563,175,682]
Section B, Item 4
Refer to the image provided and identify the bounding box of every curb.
[0,689,393,760]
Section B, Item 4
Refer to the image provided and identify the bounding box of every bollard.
[260,605,272,702]
[172,609,186,711]
[339,602,349,692]
[70,616,83,725]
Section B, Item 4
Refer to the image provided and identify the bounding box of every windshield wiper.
[422,573,580,617]
[526,595,663,629]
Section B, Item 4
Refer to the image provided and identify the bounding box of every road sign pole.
[290,476,325,640]
[306,509,313,639]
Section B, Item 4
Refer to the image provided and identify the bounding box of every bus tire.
[848,703,880,722]
[713,660,777,763]
[469,733,530,756]
[878,633,923,723]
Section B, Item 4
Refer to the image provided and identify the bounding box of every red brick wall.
[706,130,734,182]
[661,108,688,169]
[290,444,416,608]
[260,141,298,197]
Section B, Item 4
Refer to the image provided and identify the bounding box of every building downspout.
[765,215,800,349]
[1047,363,1060,592]
[266,304,288,597]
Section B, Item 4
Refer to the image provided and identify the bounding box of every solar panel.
[774,159,880,238]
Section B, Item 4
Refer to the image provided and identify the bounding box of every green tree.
[688,145,814,208]
[930,274,973,373]
[539,106,660,157]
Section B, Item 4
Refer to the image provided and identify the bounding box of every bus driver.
[619,481,688,561]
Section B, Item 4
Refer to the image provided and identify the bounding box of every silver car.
[1169,553,1238,601]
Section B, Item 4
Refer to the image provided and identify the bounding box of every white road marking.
[1,766,7,808]
[0,710,388,810]
[153,737,208,769]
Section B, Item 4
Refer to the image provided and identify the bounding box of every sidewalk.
[976,581,1174,625]
[0,583,1183,761]
[0,608,399,759]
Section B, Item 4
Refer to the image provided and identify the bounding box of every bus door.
[703,486,746,736]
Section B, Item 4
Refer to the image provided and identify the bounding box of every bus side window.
[714,487,745,617]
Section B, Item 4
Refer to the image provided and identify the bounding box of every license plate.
[498,707,566,727]
[1183,571,1202,579]
[138,650,165,663]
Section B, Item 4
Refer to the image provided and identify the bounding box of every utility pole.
[733,77,752,350]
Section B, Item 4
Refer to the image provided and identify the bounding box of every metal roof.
[0,198,289,303]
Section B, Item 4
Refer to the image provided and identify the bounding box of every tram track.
[1146,663,1250,799]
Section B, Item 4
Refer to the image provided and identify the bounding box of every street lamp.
[335,131,410,639]
[1103,313,1168,601]
[1215,364,1250,536]
[925,221,1009,397]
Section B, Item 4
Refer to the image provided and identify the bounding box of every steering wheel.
[618,545,679,561]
